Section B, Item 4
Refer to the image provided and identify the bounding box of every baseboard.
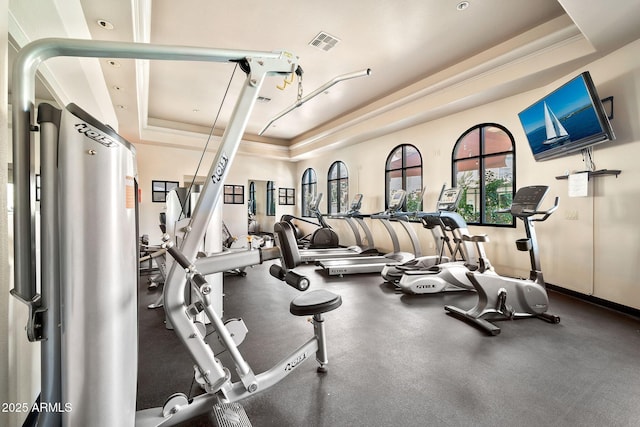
[547,283,640,320]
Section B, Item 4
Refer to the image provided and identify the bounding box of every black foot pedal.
[496,288,514,319]
[210,402,252,427]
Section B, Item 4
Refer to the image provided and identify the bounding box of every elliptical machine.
[381,186,464,283]
[281,193,340,249]
[444,185,561,335]
[394,210,488,293]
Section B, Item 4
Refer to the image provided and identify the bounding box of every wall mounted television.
[518,71,615,161]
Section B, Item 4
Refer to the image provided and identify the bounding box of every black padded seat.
[290,289,342,316]
[273,222,301,270]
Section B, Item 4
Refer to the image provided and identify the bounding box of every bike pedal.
[210,402,253,427]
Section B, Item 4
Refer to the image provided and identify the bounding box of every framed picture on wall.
[278,188,295,205]
[224,185,245,204]
[152,180,179,202]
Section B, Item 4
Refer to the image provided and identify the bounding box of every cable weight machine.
[11,38,342,427]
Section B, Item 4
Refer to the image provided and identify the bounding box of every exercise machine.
[394,209,487,293]
[444,185,561,335]
[221,222,248,277]
[315,189,416,276]
[296,194,380,262]
[10,37,342,427]
[147,185,224,315]
[381,186,463,282]
[281,193,339,249]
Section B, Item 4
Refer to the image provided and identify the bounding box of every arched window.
[385,144,423,211]
[266,181,276,216]
[452,124,515,226]
[301,168,317,217]
[327,161,348,214]
[248,181,256,215]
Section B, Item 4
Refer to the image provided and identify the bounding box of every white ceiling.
[8,0,640,160]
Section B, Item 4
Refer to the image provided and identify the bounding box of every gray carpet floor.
[137,261,640,427]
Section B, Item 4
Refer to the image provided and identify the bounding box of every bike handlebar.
[526,196,560,222]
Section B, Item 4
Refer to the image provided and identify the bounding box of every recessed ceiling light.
[456,1,470,11]
[107,60,120,68]
[97,19,114,30]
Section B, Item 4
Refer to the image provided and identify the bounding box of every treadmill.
[316,190,416,276]
[298,194,379,262]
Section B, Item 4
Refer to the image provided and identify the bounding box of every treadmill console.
[349,194,363,212]
[388,189,407,212]
[511,185,549,215]
[308,193,323,211]
[436,188,462,212]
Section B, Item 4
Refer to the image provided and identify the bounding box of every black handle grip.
[269,264,309,291]
[192,273,208,288]
[165,244,192,269]
[269,264,286,280]
[284,271,310,291]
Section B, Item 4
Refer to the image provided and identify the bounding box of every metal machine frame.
[315,189,416,276]
[444,186,561,335]
[11,38,341,427]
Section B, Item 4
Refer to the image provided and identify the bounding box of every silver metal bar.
[194,247,275,276]
[379,218,401,253]
[38,104,62,427]
[259,68,371,135]
[223,337,319,401]
[200,297,255,385]
[10,37,298,426]
[395,219,422,257]
[162,54,298,392]
[135,337,319,427]
[11,37,292,302]
[313,315,328,367]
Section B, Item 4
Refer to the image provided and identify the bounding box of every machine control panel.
[511,185,549,214]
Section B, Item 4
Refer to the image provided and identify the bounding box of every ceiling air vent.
[309,31,340,52]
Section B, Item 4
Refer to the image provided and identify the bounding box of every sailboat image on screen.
[542,101,570,145]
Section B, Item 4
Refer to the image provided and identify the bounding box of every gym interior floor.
[137,261,640,427]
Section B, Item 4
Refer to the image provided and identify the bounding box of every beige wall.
[2,28,638,427]
[134,39,640,311]
[295,39,640,310]
[1,2,10,425]
[135,143,297,246]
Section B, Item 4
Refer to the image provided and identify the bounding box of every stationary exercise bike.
[444,185,561,335]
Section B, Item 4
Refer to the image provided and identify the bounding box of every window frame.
[301,168,317,217]
[223,184,245,204]
[248,181,256,214]
[384,144,423,211]
[327,161,349,214]
[151,180,179,203]
[266,180,276,216]
[451,123,516,227]
[278,188,295,205]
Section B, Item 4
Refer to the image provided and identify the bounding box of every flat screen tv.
[518,71,614,161]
